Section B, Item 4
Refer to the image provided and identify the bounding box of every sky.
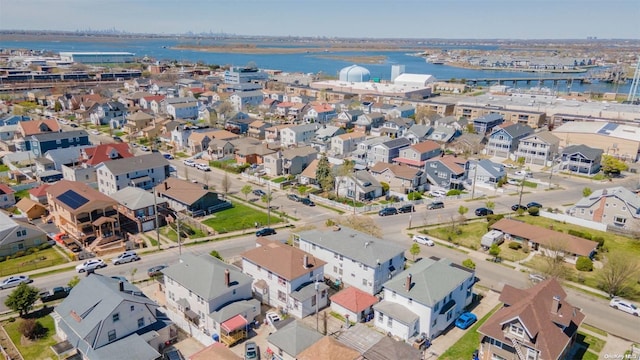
[0,0,638,39]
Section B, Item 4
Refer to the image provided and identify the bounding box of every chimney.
[224,269,230,287]
[119,281,124,292]
[405,274,412,291]
[164,181,168,191]
[551,295,561,315]
[303,255,309,268]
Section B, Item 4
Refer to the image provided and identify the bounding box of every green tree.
[458,205,469,218]
[601,155,628,175]
[315,155,334,192]
[260,193,272,205]
[489,243,501,260]
[409,243,421,261]
[241,185,252,201]
[4,283,39,317]
[210,250,224,260]
[68,276,80,288]
[517,157,526,167]
[582,187,593,197]
[380,182,390,194]
[485,200,495,210]
[335,160,355,197]
[462,258,476,270]
[221,172,231,198]
[54,101,62,112]
[466,123,475,134]
[407,191,422,200]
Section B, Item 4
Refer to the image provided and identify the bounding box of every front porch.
[219,315,248,347]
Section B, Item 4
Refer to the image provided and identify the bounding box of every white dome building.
[339,65,371,82]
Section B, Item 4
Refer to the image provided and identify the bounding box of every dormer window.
[510,323,525,337]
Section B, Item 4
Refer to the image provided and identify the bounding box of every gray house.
[466,159,506,185]
[353,136,391,167]
[335,170,383,201]
[370,138,412,164]
[473,113,504,134]
[561,144,603,175]
[263,146,318,176]
[485,123,534,158]
[354,113,385,133]
[267,321,323,360]
[425,155,467,190]
[515,130,560,165]
[404,124,433,144]
[335,109,364,128]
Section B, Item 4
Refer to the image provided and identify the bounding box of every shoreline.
[171,45,416,55]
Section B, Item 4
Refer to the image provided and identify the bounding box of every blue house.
[425,155,467,191]
[473,113,504,134]
[0,115,30,126]
[29,130,90,157]
[485,123,533,158]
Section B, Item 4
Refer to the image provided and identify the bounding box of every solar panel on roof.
[57,190,89,210]
[597,123,618,135]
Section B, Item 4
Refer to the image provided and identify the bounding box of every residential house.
[188,130,239,155]
[304,103,337,123]
[370,162,426,194]
[371,118,414,138]
[560,144,603,175]
[265,124,291,144]
[47,180,120,244]
[465,159,506,186]
[96,153,170,196]
[111,187,168,234]
[370,138,412,165]
[0,211,47,257]
[259,98,280,116]
[234,142,276,165]
[0,124,18,150]
[299,158,321,186]
[552,122,640,162]
[353,113,385,133]
[424,155,467,191]
[27,130,90,157]
[28,183,51,204]
[0,184,16,209]
[266,321,324,360]
[224,115,253,135]
[335,170,384,201]
[263,146,318,176]
[388,105,416,119]
[404,124,433,145]
[426,125,457,143]
[432,115,467,132]
[276,102,295,118]
[393,140,442,169]
[176,78,203,89]
[370,103,396,115]
[297,336,361,360]
[295,228,406,294]
[124,111,155,135]
[189,343,242,360]
[361,336,423,360]
[312,125,345,153]
[61,143,134,184]
[13,118,62,151]
[478,278,585,360]
[490,218,598,263]
[485,123,534,158]
[330,132,367,156]
[89,101,127,127]
[139,95,165,110]
[448,133,486,155]
[167,101,199,120]
[335,109,364,129]
[514,131,560,165]
[161,97,198,114]
[242,239,328,319]
[247,120,270,139]
[207,139,235,160]
[15,197,48,220]
[280,124,319,147]
[229,90,263,112]
[570,187,640,231]
[373,257,475,341]
[162,254,258,346]
[0,115,30,126]
[53,274,176,360]
[155,178,230,217]
[473,113,504,134]
[329,287,378,323]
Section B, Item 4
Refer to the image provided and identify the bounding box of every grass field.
[4,314,57,360]
[202,203,282,233]
[0,247,69,277]
[438,304,501,360]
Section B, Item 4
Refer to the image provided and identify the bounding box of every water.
[0,37,631,94]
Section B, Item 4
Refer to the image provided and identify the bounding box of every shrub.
[26,247,39,254]
[447,189,462,196]
[209,250,223,260]
[407,192,422,200]
[38,243,52,250]
[567,229,592,240]
[462,258,476,270]
[522,242,530,254]
[13,250,26,258]
[508,242,522,250]
[527,206,540,216]
[575,256,593,272]
[19,319,46,340]
[592,236,605,248]
[486,214,504,229]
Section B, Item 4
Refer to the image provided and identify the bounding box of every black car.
[398,204,415,213]
[378,207,398,216]
[287,194,301,202]
[427,201,445,210]
[526,201,543,209]
[147,265,168,277]
[475,207,494,216]
[301,198,315,207]
[511,204,527,211]
[253,189,266,197]
[163,349,185,360]
[256,228,276,237]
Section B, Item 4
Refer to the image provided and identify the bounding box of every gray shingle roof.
[88,332,160,360]
[561,144,603,161]
[297,228,405,267]
[372,301,419,325]
[574,186,640,214]
[162,253,252,301]
[267,320,323,357]
[209,298,260,323]
[499,123,533,138]
[381,137,411,150]
[31,129,88,142]
[111,186,166,210]
[100,153,168,175]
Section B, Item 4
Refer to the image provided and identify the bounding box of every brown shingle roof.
[300,159,319,180]
[19,119,60,136]
[426,154,465,174]
[154,178,212,206]
[370,162,420,180]
[46,180,117,213]
[336,131,366,140]
[411,140,441,153]
[297,336,360,360]
[241,239,326,281]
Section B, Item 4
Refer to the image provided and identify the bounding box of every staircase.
[510,338,526,360]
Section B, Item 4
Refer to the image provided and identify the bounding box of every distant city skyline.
[0,0,638,40]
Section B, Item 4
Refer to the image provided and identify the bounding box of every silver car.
[0,275,32,290]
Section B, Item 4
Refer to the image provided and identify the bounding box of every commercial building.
[59,52,135,63]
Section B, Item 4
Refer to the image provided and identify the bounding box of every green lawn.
[202,203,282,233]
[439,304,501,360]
[0,247,69,277]
[4,314,57,360]
[577,331,605,353]
[0,164,9,172]
[14,189,29,200]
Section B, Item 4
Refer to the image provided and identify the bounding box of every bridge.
[465,75,630,86]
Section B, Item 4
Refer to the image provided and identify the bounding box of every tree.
[485,200,495,210]
[462,258,476,270]
[582,187,593,197]
[409,243,421,261]
[335,160,355,197]
[601,155,628,175]
[4,283,39,317]
[380,182,390,194]
[241,185,252,201]
[221,172,231,198]
[489,243,501,260]
[260,193,272,205]
[576,256,593,272]
[465,123,475,134]
[68,276,80,288]
[517,157,526,167]
[598,251,640,297]
[458,205,469,219]
[210,250,224,260]
[19,319,47,340]
[542,240,569,279]
[316,155,334,192]
[414,106,438,125]
[217,101,234,120]
[130,268,138,282]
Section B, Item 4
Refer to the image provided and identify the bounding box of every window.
[130,305,134,312]
[434,301,440,312]
[614,217,626,226]
[362,278,367,286]
[510,323,525,337]
[387,317,393,327]
[108,330,116,341]
[446,309,453,321]
[311,294,316,307]
[392,291,396,298]
[137,317,145,328]
[112,313,120,322]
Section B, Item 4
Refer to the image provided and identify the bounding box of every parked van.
[481,230,504,250]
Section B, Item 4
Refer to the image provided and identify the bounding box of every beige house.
[570,186,640,232]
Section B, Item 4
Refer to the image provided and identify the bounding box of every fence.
[163,307,215,347]
[539,211,607,232]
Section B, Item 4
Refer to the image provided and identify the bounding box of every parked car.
[69,123,79,128]
[526,201,543,209]
[75,259,106,273]
[110,276,129,283]
[609,298,640,316]
[412,235,435,246]
[196,163,211,171]
[301,198,315,207]
[426,201,444,210]
[455,312,477,329]
[253,189,266,197]
[90,130,101,135]
[529,273,546,283]
[507,178,521,186]
[0,275,32,290]
[163,348,185,360]
[183,159,196,167]
[256,228,276,237]
[244,341,259,360]
[511,204,528,211]
[163,154,174,160]
[112,136,122,142]
[378,207,398,216]
[514,170,533,178]
[475,207,494,216]
[140,145,151,152]
[148,265,168,277]
[111,251,140,265]
[398,204,415,213]
[265,311,281,328]
[287,194,301,202]
[429,189,447,197]
[39,286,71,302]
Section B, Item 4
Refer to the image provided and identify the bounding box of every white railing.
[163,307,214,347]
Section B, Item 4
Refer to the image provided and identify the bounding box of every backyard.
[202,203,282,233]
[3,312,58,360]
[438,304,500,360]
[0,246,69,277]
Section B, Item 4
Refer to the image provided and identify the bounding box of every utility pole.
[175,212,182,256]
[517,175,525,209]
[315,274,320,332]
[470,161,478,199]
[154,188,160,251]
[353,170,357,216]
[267,181,271,226]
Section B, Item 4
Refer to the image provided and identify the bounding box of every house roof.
[561,144,603,160]
[209,298,260,324]
[281,145,317,159]
[47,180,117,213]
[154,177,212,206]
[83,143,134,166]
[330,287,379,313]
[189,343,241,360]
[426,155,465,174]
[142,95,165,102]
[31,129,88,142]
[493,123,533,139]
[127,111,154,121]
[162,253,252,301]
[336,131,366,140]
[382,257,473,307]
[111,186,167,210]
[372,301,419,325]
[411,140,441,153]
[241,239,326,281]
[490,218,598,257]
[406,124,432,138]
[28,183,50,198]
[370,162,421,180]
[297,228,405,268]
[267,320,323,357]
[15,197,46,213]
[478,278,585,360]
[363,336,422,360]
[297,336,361,360]
[300,158,320,180]
[574,186,640,216]
[0,211,45,247]
[312,103,335,113]
[0,183,14,195]
[521,130,560,145]
[99,153,168,176]
[19,119,60,136]
[379,137,411,150]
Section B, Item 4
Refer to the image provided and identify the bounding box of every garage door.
[142,221,155,232]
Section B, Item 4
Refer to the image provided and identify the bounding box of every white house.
[229,90,264,112]
[167,101,199,120]
[330,131,366,156]
[280,124,319,147]
[96,153,170,195]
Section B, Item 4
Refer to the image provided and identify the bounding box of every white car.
[183,159,196,167]
[0,275,32,290]
[111,251,140,265]
[514,170,532,178]
[429,189,447,198]
[609,298,640,316]
[75,259,106,273]
[90,130,100,135]
[412,235,435,246]
[507,178,521,186]
[529,273,546,283]
[140,145,151,152]
[265,311,281,328]
[196,163,211,171]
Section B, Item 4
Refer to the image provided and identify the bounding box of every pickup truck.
[39,287,71,302]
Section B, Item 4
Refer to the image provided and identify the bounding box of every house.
[330,131,367,156]
[354,113,385,133]
[473,113,504,134]
[560,144,603,175]
[139,95,165,110]
[370,162,426,194]
[485,123,534,158]
[167,101,199,120]
[154,177,230,217]
[162,254,258,346]
[371,118,414,138]
[27,130,91,157]
[295,228,406,294]
[465,159,506,186]
[388,105,416,119]
[335,109,364,129]
[229,90,263,112]
[330,287,379,323]
[374,256,475,341]
[490,218,598,263]
[224,115,253,135]
[280,124,319,147]
[263,146,318,176]
[247,120,270,139]
[62,143,135,184]
[515,131,560,165]
[111,187,168,234]
[362,335,423,360]
[426,125,457,143]
[298,336,361,360]
[0,211,47,257]
[265,124,291,144]
[28,183,51,204]
[370,138,411,165]
[0,183,16,208]
[569,187,640,231]
[188,130,239,154]
[16,118,60,138]
[242,239,328,319]
[52,274,176,360]
[234,141,276,165]
[304,103,337,123]
[433,115,467,132]
[47,180,120,245]
[96,153,170,196]
[335,170,383,201]
[424,155,467,191]
[189,343,242,360]
[552,121,640,162]
[89,101,127,127]
[15,197,48,220]
[478,278,585,360]
[162,97,198,115]
[124,111,155,135]
[448,133,486,155]
[404,124,433,144]
[266,321,324,360]
[207,139,235,160]
[393,140,442,168]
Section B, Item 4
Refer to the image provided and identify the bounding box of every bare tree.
[541,239,569,279]
[598,251,640,297]
[221,172,231,198]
